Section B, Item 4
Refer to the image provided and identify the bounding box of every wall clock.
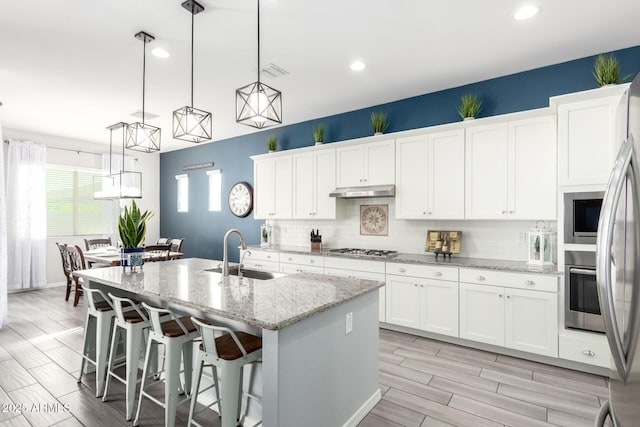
[360,204,389,236]
[228,181,253,218]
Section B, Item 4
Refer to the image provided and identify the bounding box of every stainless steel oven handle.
[597,135,634,382]
[568,268,596,276]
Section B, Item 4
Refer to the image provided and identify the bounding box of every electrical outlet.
[345,312,353,335]
[517,232,526,244]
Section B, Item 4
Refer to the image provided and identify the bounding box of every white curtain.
[6,140,47,290]
[101,153,136,245]
[0,127,7,327]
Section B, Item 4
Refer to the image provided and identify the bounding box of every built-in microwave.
[563,191,604,244]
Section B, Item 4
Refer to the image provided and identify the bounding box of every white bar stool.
[188,317,262,427]
[133,303,200,427]
[102,294,157,421]
[77,286,116,398]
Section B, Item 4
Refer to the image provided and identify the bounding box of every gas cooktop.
[327,248,398,259]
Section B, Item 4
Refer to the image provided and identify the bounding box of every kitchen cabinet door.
[254,158,275,219]
[418,278,459,337]
[395,135,428,219]
[292,153,314,219]
[385,276,420,329]
[508,116,556,220]
[464,124,509,219]
[428,129,465,219]
[272,156,293,218]
[505,288,558,357]
[336,139,395,187]
[459,282,505,346]
[313,149,336,218]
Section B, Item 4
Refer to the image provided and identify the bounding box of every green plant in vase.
[118,200,153,270]
[593,54,631,86]
[457,94,482,120]
[313,124,325,145]
[370,112,389,135]
[267,135,278,152]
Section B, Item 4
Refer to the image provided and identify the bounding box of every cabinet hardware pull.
[414,284,418,287]
[509,210,514,214]
[506,295,511,299]
[477,276,485,281]
[420,284,424,288]
[525,280,535,285]
[423,212,426,215]
[428,211,432,215]
[310,259,315,263]
[434,272,442,277]
[288,257,292,261]
[498,294,503,298]
[583,350,595,357]
[399,268,406,273]
[501,210,506,214]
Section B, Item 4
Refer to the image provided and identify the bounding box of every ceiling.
[1,0,640,152]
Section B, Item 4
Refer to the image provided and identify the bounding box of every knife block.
[311,240,322,251]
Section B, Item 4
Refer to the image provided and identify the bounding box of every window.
[176,174,189,212]
[46,167,108,236]
[207,169,222,212]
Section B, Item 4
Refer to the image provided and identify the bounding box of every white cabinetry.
[396,130,465,219]
[324,257,386,322]
[292,149,336,219]
[554,85,628,186]
[240,249,279,272]
[254,155,292,219]
[559,331,611,368]
[459,269,558,357]
[279,253,324,274]
[336,139,395,187]
[386,263,459,337]
[465,116,556,220]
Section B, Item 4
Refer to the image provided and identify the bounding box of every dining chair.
[67,245,87,306]
[144,244,171,262]
[84,237,113,268]
[56,243,74,302]
[168,238,184,253]
[156,237,170,245]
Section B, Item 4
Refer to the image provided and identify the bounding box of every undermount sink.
[205,266,286,280]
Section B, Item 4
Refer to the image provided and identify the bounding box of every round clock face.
[360,205,388,235]
[228,182,253,218]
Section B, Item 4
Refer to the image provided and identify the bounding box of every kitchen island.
[74,258,383,427]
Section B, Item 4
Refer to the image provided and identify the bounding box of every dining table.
[84,249,183,266]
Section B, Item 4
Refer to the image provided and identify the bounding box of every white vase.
[315,141,323,145]
[268,149,275,153]
[374,132,383,136]
[463,117,475,121]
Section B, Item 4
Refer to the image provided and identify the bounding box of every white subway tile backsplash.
[264,198,556,261]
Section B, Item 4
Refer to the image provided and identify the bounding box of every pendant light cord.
[142,35,146,124]
[191,10,195,107]
[257,0,260,84]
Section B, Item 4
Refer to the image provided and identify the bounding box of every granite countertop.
[249,245,561,275]
[73,258,384,331]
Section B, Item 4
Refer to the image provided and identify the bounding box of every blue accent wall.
[160,45,640,262]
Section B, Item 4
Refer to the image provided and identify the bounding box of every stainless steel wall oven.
[564,250,604,333]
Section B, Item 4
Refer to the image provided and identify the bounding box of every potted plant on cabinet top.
[118,200,154,271]
[593,53,631,87]
[371,112,389,135]
[313,124,325,145]
[457,94,482,120]
[267,135,278,153]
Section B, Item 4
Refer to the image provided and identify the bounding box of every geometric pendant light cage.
[235,0,282,129]
[126,31,161,153]
[173,0,212,143]
[94,122,142,199]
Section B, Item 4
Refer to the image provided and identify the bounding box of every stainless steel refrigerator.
[596,72,640,426]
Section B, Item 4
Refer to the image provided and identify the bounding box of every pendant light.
[126,31,161,153]
[173,0,212,143]
[235,0,282,129]
[94,122,142,199]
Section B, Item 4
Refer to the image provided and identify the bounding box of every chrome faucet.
[238,250,252,277]
[222,229,247,277]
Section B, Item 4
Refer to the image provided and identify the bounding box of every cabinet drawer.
[280,263,324,274]
[324,268,385,282]
[243,249,279,263]
[323,256,386,273]
[280,253,324,268]
[559,334,610,368]
[243,259,279,273]
[459,268,558,292]
[386,262,458,282]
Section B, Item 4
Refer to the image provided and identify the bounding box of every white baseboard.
[342,388,382,427]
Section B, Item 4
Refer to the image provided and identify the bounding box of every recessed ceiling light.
[513,5,540,20]
[350,61,366,71]
[152,47,170,58]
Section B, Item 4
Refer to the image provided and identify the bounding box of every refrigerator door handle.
[594,400,610,427]
[597,136,635,382]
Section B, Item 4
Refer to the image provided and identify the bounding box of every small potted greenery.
[118,200,154,271]
[267,135,278,152]
[593,54,631,87]
[458,94,482,120]
[371,112,389,135]
[313,124,325,145]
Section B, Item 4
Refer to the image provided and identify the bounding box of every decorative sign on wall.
[360,204,389,236]
[182,161,214,171]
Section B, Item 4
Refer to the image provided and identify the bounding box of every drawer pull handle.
[434,272,442,277]
[477,275,486,281]
[583,350,596,357]
[399,268,406,273]
[414,284,418,287]
[506,295,511,299]
[525,280,535,286]
[310,259,315,263]
[498,294,503,298]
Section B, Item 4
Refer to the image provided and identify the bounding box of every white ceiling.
[1,0,639,152]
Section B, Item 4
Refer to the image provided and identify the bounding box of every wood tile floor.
[0,286,609,426]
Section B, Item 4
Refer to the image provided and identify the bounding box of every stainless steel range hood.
[329,184,395,198]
